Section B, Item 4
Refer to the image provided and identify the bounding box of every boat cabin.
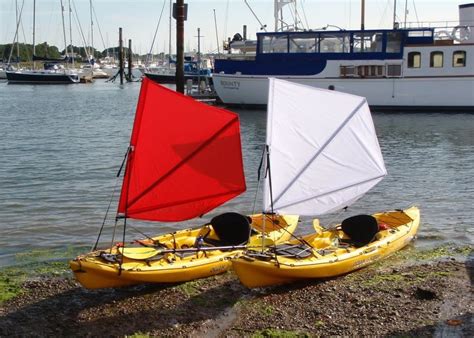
[214,27,472,78]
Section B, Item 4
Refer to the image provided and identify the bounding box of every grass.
[176,279,204,297]
[0,247,81,304]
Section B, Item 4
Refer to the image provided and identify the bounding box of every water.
[0,80,472,267]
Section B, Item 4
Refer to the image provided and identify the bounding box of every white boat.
[213,2,474,111]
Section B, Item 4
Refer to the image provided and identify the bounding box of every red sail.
[117,78,246,222]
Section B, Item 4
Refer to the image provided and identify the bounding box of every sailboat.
[231,79,420,288]
[70,78,298,289]
[6,0,79,84]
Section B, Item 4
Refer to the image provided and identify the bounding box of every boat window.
[352,32,383,53]
[430,51,443,68]
[340,65,357,77]
[407,30,433,38]
[259,34,288,53]
[386,64,402,77]
[407,52,421,68]
[319,33,350,53]
[386,32,403,53]
[358,65,384,77]
[289,33,319,53]
[453,51,466,67]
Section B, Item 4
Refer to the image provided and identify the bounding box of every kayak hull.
[232,207,420,288]
[70,214,298,289]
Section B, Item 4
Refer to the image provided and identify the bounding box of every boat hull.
[213,73,474,111]
[6,71,79,84]
[70,214,298,289]
[232,207,420,288]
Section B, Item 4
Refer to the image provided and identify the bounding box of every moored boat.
[213,1,474,111]
[6,69,79,84]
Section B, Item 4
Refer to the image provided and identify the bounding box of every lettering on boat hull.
[353,254,381,269]
[210,264,228,274]
[220,80,240,90]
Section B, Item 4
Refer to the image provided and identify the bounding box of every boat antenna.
[403,0,409,28]
[213,9,220,56]
[244,0,267,31]
[393,0,397,29]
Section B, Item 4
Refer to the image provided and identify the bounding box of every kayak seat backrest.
[209,212,251,246]
[341,214,379,247]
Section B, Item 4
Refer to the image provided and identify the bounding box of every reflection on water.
[0,80,472,266]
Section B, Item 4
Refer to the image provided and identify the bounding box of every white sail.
[263,79,387,215]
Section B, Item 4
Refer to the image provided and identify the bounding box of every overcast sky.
[1,0,464,54]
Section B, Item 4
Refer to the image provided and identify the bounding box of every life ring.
[451,25,471,42]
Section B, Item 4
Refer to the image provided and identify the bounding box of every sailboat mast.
[15,0,20,65]
[60,0,69,70]
[90,0,94,61]
[68,0,74,67]
[33,0,36,69]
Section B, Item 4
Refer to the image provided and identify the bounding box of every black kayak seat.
[208,212,251,246]
[341,214,379,248]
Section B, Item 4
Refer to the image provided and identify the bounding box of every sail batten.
[263,79,387,216]
[118,78,246,222]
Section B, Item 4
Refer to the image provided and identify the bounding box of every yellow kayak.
[70,213,298,289]
[232,207,420,288]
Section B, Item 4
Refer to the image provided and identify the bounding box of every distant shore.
[0,245,472,337]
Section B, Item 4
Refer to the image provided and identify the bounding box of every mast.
[60,0,68,70]
[90,0,94,61]
[33,0,36,69]
[68,0,74,67]
[15,0,20,66]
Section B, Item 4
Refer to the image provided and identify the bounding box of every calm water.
[0,80,472,267]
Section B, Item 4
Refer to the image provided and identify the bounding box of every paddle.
[118,244,249,260]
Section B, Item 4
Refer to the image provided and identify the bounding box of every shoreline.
[0,245,472,336]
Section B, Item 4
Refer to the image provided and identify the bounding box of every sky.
[0,0,465,55]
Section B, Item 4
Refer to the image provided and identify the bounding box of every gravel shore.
[0,246,472,337]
